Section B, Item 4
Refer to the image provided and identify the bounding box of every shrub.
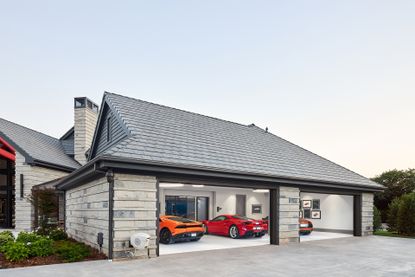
[373,206,382,231]
[16,231,42,244]
[30,237,54,257]
[397,193,415,236]
[48,228,68,241]
[387,198,401,232]
[0,230,14,238]
[2,242,30,262]
[54,241,91,262]
[0,231,14,251]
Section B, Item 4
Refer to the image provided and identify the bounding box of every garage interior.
[158,183,270,255]
[299,192,354,242]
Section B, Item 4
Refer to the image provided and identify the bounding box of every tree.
[397,193,415,236]
[387,197,401,232]
[373,206,382,231]
[28,188,59,231]
[372,169,415,220]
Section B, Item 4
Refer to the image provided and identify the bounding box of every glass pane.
[0,159,6,169]
[0,175,6,186]
[186,197,196,220]
[197,197,209,221]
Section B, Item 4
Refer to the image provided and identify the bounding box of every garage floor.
[300,231,353,242]
[160,234,270,255]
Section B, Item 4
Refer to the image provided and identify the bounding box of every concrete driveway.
[2,236,414,277]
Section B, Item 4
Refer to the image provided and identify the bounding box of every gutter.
[105,170,114,260]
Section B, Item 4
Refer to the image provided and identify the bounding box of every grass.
[374,230,415,239]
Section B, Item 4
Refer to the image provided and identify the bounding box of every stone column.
[112,174,158,259]
[361,193,374,236]
[279,186,300,244]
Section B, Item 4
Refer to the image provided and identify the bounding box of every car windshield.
[167,216,195,223]
[232,215,252,220]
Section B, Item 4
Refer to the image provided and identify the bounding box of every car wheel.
[160,228,173,244]
[229,225,240,239]
[203,224,209,234]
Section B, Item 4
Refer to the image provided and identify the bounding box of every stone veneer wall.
[65,177,109,255]
[15,152,69,231]
[112,174,158,259]
[64,173,158,259]
[361,192,374,236]
[279,186,300,244]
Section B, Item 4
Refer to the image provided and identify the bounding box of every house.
[1,92,383,260]
[0,97,98,230]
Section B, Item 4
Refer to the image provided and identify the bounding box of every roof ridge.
[104,91,259,130]
[0,117,60,142]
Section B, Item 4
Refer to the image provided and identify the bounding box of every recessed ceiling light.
[160,183,184,188]
[253,189,269,193]
[192,185,205,188]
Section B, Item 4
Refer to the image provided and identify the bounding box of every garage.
[158,183,270,255]
[55,92,382,260]
[299,192,356,242]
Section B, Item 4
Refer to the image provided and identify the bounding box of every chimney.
[74,97,99,165]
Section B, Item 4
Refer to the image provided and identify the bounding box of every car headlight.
[300,224,308,228]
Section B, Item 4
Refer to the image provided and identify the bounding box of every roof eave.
[56,156,384,192]
[29,159,78,173]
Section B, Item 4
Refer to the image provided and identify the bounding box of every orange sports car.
[159,215,204,244]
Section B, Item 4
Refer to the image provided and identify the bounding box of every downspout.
[106,169,114,260]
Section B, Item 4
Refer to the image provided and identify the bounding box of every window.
[211,216,227,222]
[303,209,311,219]
[74,98,86,108]
[106,117,112,142]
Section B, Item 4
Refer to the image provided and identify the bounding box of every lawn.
[374,230,415,239]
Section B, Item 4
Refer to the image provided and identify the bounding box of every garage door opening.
[158,183,270,255]
[299,192,354,242]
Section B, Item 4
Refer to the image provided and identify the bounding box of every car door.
[208,216,227,234]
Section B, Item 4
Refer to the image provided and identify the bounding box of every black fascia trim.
[56,160,103,190]
[56,156,384,192]
[30,159,77,173]
[299,186,366,196]
[60,127,74,140]
[88,99,109,160]
[97,157,384,192]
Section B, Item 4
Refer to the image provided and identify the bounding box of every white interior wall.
[159,185,269,220]
[300,192,353,231]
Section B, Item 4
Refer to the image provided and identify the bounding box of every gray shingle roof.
[0,118,80,170]
[101,92,381,189]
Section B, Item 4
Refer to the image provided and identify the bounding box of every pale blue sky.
[1,1,414,177]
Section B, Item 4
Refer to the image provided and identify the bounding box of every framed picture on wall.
[302,200,312,209]
[311,210,321,219]
[252,204,262,214]
[303,209,311,219]
[312,199,320,210]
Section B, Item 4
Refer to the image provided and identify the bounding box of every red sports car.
[260,217,313,235]
[202,215,266,239]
